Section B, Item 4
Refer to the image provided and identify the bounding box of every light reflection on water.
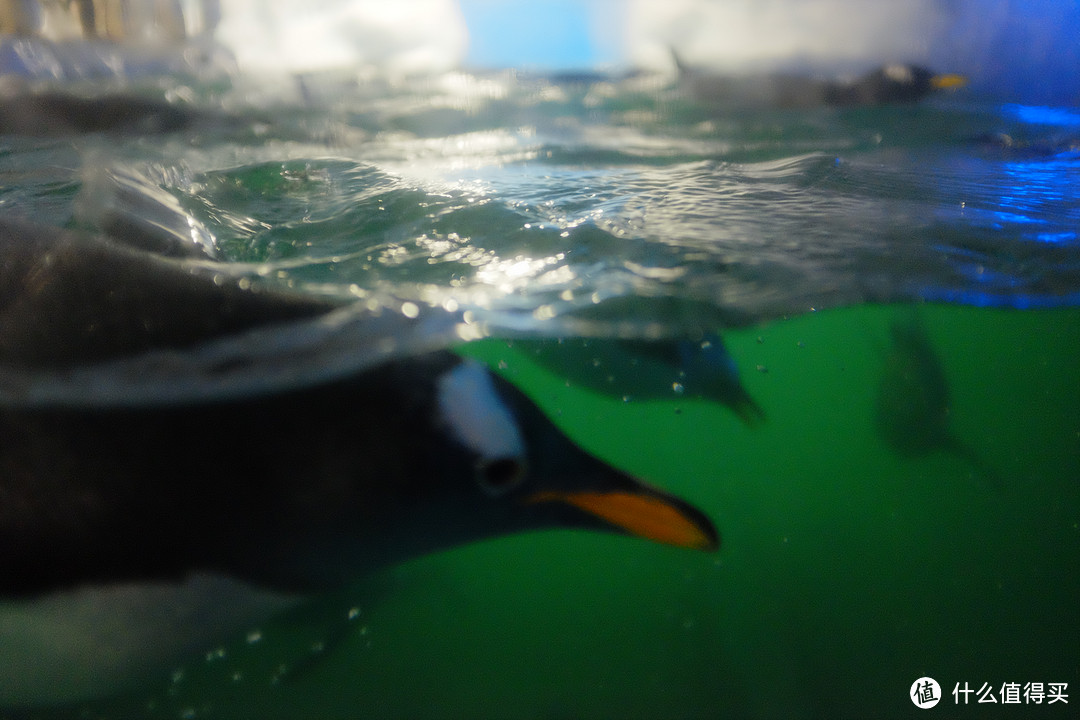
[1,75,1078,335]
[1000,104,1080,127]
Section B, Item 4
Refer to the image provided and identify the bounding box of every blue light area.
[965,7,1080,104]
[917,287,1080,310]
[1001,105,1080,128]
[459,0,604,69]
[952,155,1080,246]
[928,141,1080,309]
[1035,232,1078,244]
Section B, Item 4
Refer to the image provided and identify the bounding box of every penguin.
[822,64,967,106]
[518,334,765,425]
[0,217,719,706]
[621,334,765,424]
[874,309,1001,488]
[672,50,965,109]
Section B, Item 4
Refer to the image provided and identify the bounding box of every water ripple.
[3,76,1079,337]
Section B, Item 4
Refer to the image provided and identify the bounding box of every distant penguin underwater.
[0,216,719,707]
[517,334,765,426]
[874,309,1002,488]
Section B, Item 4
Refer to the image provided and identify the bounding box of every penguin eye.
[476,457,527,496]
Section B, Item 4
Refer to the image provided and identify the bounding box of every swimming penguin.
[518,334,765,425]
[0,217,718,706]
[874,310,1001,488]
[622,334,765,424]
[672,50,965,109]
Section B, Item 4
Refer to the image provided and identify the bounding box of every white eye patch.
[436,360,525,461]
[884,64,914,84]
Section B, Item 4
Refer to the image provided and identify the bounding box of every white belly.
[0,574,299,708]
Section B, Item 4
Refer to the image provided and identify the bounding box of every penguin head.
[424,358,720,551]
[259,354,717,591]
[223,354,718,592]
[876,64,938,102]
[827,64,967,105]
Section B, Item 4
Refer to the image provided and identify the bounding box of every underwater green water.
[37,302,1076,720]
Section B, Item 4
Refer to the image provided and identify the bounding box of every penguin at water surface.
[672,51,966,109]
[0,217,718,707]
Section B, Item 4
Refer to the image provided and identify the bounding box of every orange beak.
[527,490,719,551]
[931,74,968,90]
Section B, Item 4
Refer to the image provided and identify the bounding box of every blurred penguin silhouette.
[874,309,1002,489]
